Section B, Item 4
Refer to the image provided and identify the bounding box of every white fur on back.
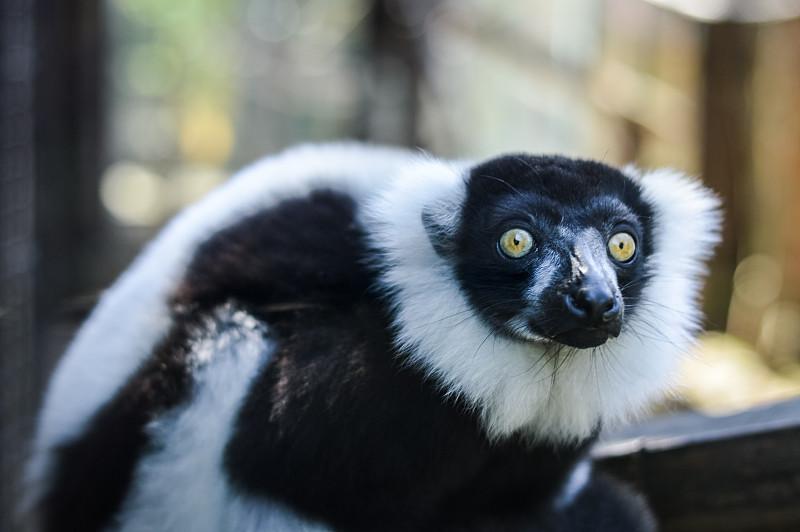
[365,161,721,442]
[29,143,417,502]
[114,307,328,532]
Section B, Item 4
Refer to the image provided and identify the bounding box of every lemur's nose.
[566,286,619,326]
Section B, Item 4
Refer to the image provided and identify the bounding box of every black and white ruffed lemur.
[28,143,721,531]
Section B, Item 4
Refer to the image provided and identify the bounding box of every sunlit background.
[100,0,800,411]
[3,0,800,528]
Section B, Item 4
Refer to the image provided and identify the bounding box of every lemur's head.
[424,155,655,350]
[371,152,721,440]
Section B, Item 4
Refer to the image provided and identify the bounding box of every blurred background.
[3,0,800,528]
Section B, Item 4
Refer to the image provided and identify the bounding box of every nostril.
[600,298,619,322]
[565,293,586,318]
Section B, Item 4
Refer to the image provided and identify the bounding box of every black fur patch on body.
[224,301,594,531]
[173,188,372,312]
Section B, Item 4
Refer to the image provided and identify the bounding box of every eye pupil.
[499,228,534,258]
[608,232,636,263]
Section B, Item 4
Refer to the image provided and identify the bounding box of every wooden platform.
[595,397,800,531]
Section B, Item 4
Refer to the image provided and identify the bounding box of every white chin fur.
[367,162,721,443]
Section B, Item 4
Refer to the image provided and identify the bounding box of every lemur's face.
[453,155,655,349]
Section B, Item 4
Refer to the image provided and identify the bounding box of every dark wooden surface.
[595,397,800,531]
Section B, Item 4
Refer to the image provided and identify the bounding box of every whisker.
[479,174,524,197]
[509,155,541,177]
[590,347,605,414]
[594,344,629,385]
[473,330,494,360]
[402,309,477,332]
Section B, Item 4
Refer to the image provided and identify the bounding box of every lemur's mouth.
[552,327,615,349]
[512,323,616,349]
[522,313,621,349]
[507,311,622,349]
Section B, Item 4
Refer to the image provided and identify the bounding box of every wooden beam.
[595,398,800,531]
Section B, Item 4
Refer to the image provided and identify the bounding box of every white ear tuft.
[421,197,462,257]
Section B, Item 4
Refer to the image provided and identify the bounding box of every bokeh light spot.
[179,101,234,165]
[100,162,167,226]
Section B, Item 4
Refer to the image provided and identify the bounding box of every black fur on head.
[425,155,655,349]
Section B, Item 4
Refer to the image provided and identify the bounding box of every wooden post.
[1,0,38,529]
[700,22,757,329]
[359,0,435,147]
[0,0,105,527]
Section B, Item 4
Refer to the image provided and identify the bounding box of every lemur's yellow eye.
[499,229,534,258]
[608,232,636,263]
